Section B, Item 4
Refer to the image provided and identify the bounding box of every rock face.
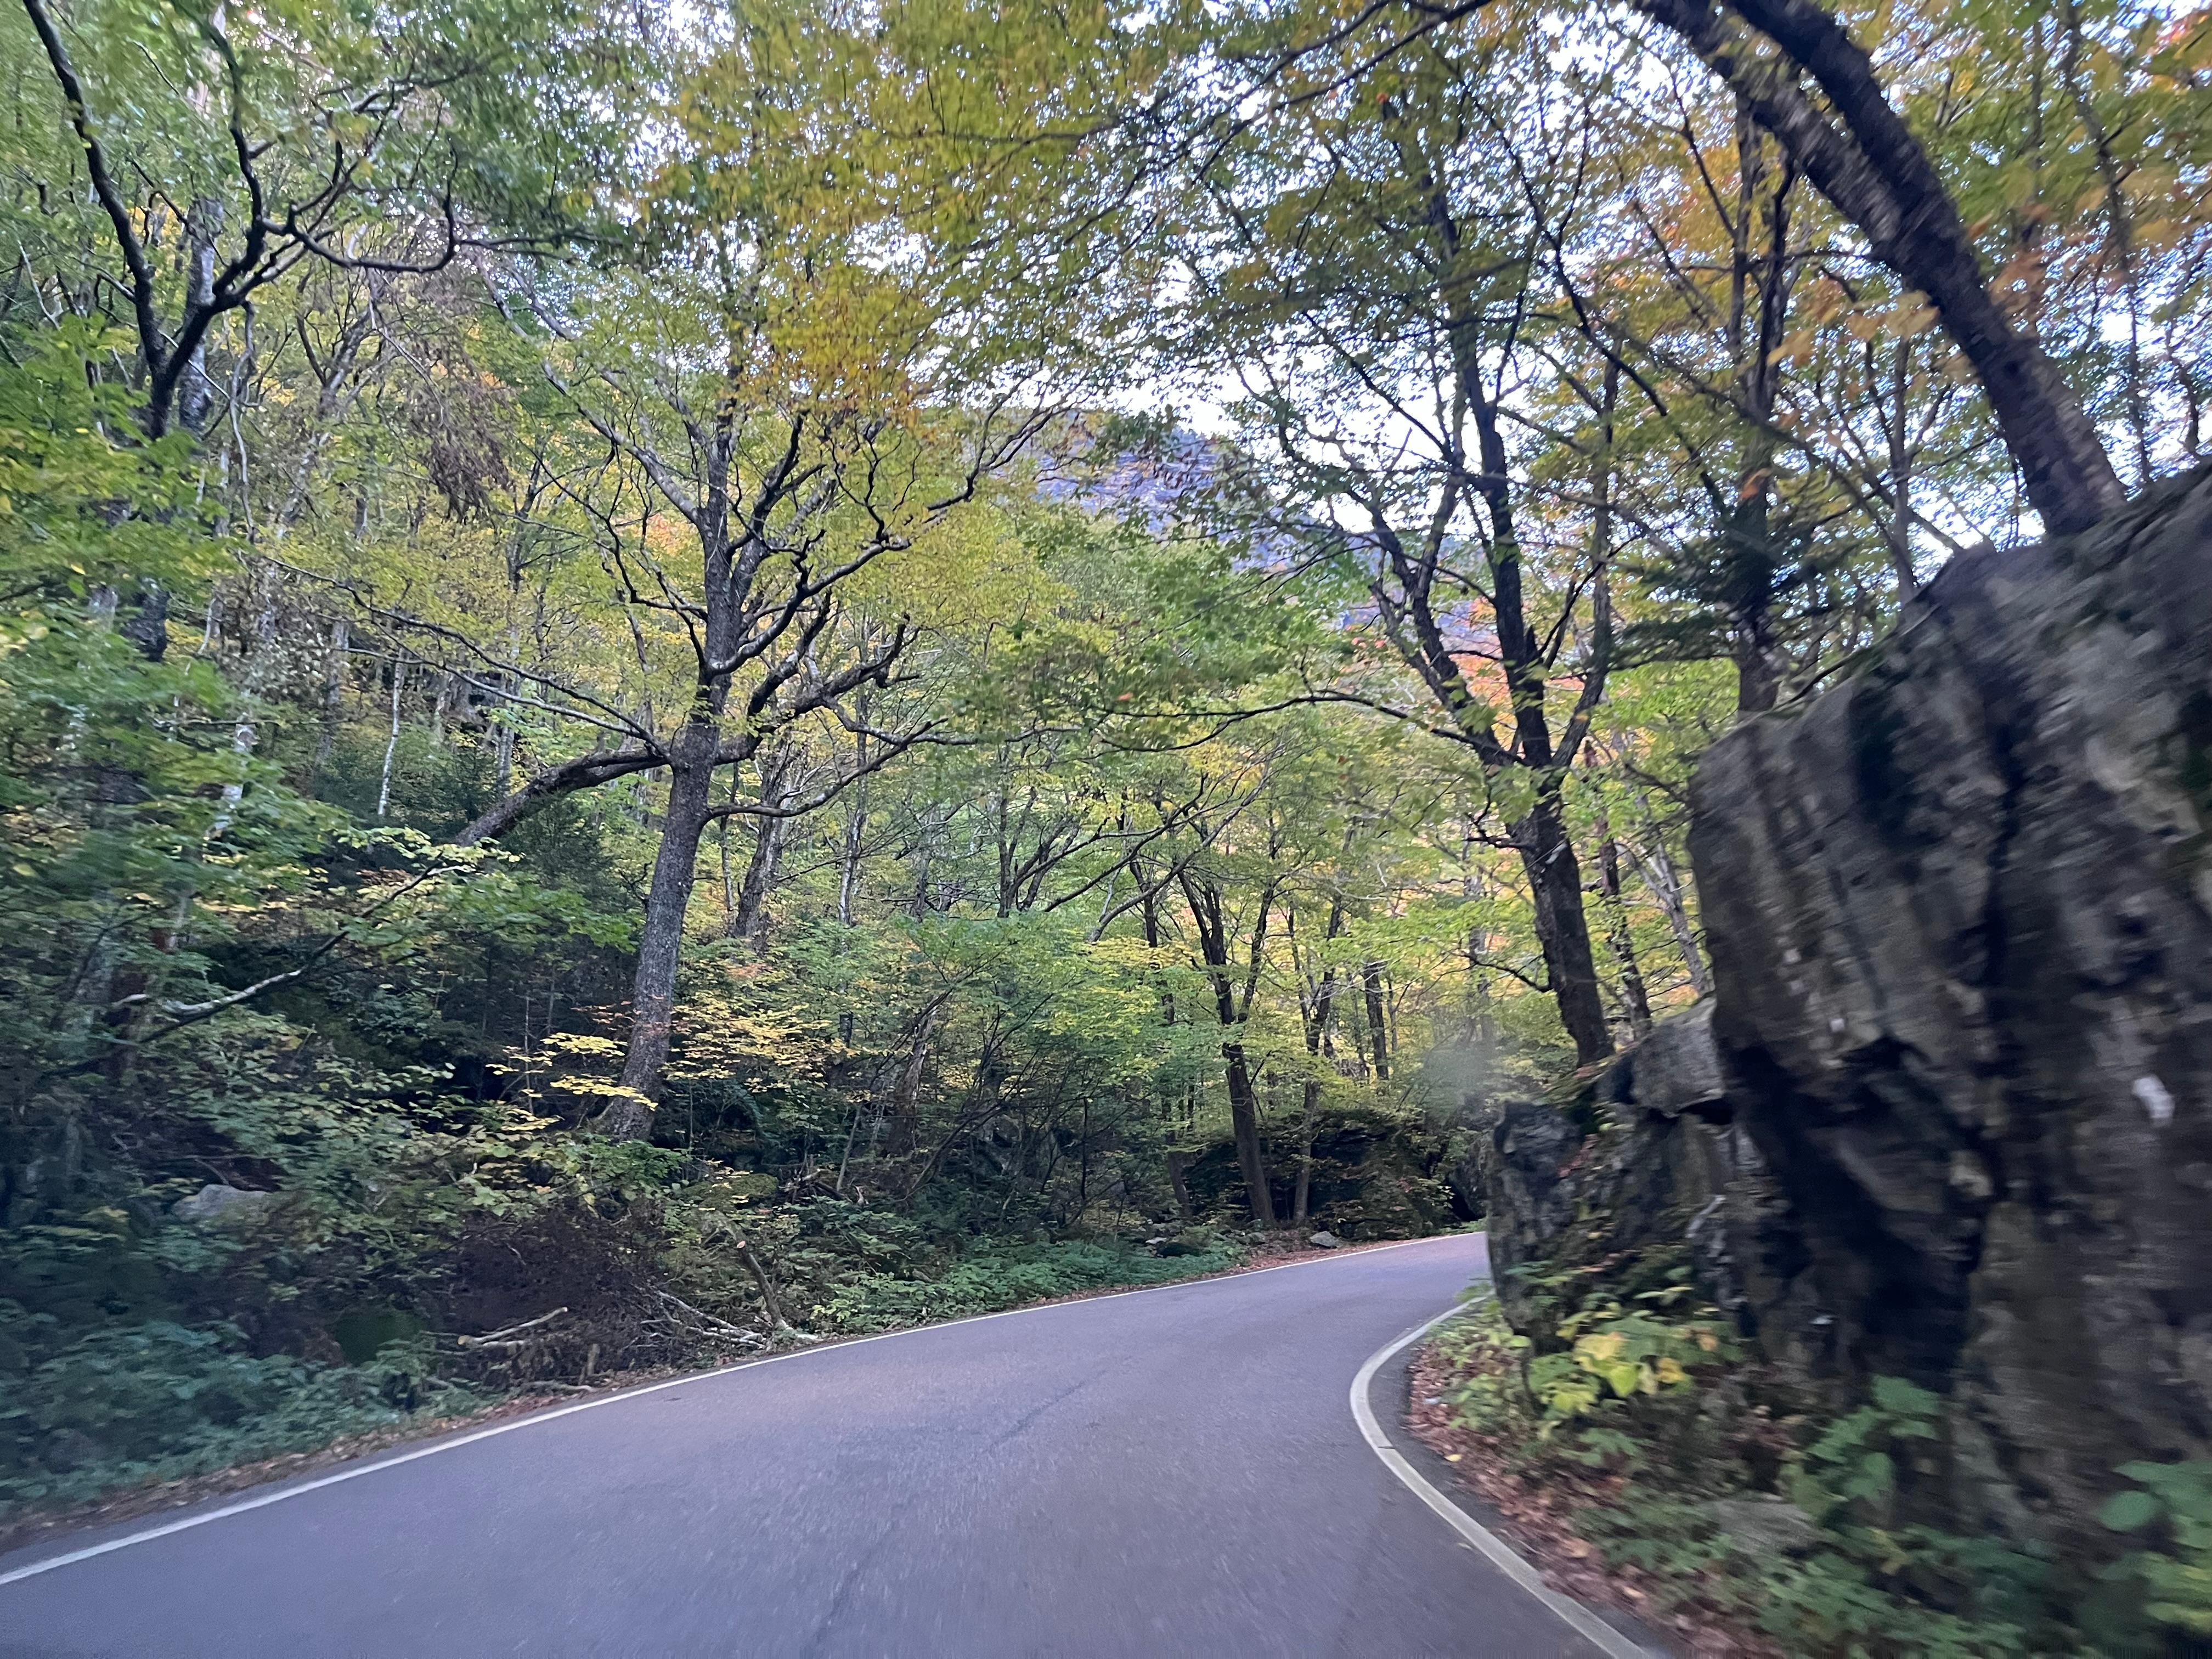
[1182,1100,1458,1237]
[1484,475,2212,1550]
[1688,472,2212,1547]
[1701,1496,1818,1558]
[1485,1006,1812,1353]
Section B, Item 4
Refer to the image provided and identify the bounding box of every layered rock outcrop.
[1491,471,2212,1549]
[1690,471,2212,1545]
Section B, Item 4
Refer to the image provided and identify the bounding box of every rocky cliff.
[1493,471,2212,1550]
[1485,1005,1817,1363]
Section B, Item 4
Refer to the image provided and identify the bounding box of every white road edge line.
[1,1233,1464,1589]
[1350,1300,1657,1659]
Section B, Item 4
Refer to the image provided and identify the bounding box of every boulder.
[1597,1000,1729,1119]
[1485,1009,1812,1350]
[1307,1231,1340,1250]
[171,1183,277,1224]
[1485,1098,1599,1327]
[1689,471,2212,1548]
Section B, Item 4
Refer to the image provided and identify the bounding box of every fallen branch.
[648,1289,767,1349]
[456,1306,569,1350]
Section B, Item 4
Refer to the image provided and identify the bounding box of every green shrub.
[1522,1283,1731,1444]
[2100,1459,2212,1640]
[1434,1296,2062,1657]
[809,1238,1241,1333]
[0,1321,474,1509]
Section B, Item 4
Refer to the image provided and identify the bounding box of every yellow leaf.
[1581,1331,1626,1363]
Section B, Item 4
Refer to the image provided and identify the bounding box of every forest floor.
[1403,1323,1775,1659]
[0,1231,1414,1560]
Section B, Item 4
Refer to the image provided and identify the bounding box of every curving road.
[0,1234,1623,1658]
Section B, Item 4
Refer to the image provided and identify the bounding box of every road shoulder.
[1354,1307,1669,1659]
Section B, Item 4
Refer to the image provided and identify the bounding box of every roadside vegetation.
[1417,1265,2212,1657]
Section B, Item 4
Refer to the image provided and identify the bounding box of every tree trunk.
[1291,1078,1319,1226]
[1293,911,1341,1227]
[730,1228,788,1331]
[1180,874,1278,1225]
[376,656,405,819]
[176,197,218,438]
[315,614,348,769]
[1514,787,1614,1066]
[733,749,799,947]
[1471,356,1614,1069]
[602,725,719,1142]
[1618,819,1712,1000]
[1728,122,1791,716]
[1596,820,1654,1042]
[1731,592,1780,715]
[1165,1149,1195,1219]
[1637,0,2125,535]
[1223,1042,1276,1227]
[1361,962,1390,1082]
[1464,923,1497,1049]
[718,779,740,926]
[890,1003,939,1130]
[838,782,867,927]
[1886,337,1920,601]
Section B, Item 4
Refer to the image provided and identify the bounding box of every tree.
[1628,0,2126,534]
[1177,867,1282,1223]
[15,0,616,441]
[352,4,1074,1138]
[1178,21,1623,1063]
[1227,0,2139,532]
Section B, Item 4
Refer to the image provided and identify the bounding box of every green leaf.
[2101,1489,2162,1532]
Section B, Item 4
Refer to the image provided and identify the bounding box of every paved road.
[0,1234,1610,1657]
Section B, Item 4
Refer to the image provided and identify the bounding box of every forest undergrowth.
[2,1121,1279,1520]
[1412,1283,2208,1658]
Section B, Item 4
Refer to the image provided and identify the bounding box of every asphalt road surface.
[0,1233,1620,1658]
